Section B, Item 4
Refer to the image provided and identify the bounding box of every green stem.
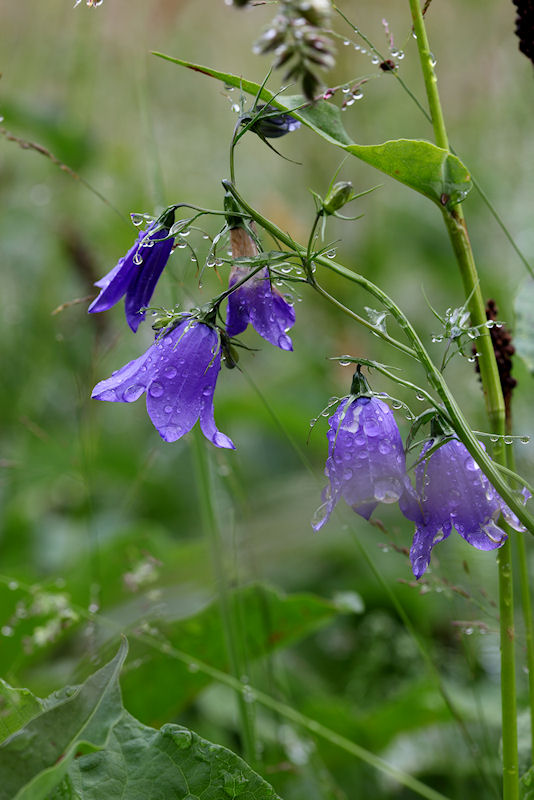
[408,2,518,795]
[191,429,257,764]
[508,445,534,763]
[498,535,519,795]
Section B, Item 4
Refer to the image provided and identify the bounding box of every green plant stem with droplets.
[408,1,518,796]
[192,428,257,765]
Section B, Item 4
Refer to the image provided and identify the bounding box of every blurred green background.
[1,1,534,797]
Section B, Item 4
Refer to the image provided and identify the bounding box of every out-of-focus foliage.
[1,1,534,798]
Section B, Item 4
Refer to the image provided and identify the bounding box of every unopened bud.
[323,181,353,215]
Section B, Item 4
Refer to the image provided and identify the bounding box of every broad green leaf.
[514,277,534,373]
[121,583,351,724]
[0,639,127,800]
[0,680,43,744]
[152,54,472,209]
[53,711,282,800]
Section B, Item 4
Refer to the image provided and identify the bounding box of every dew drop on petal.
[164,405,173,414]
[123,384,145,402]
[149,382,164,398]
[363,418,380,436]
[378,440,391,455]
[164,366,177,379]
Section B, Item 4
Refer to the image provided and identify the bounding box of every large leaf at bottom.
[54,712,282,800]
[152,54,472,210]
[120,583,350,724]
[0,639,127,800]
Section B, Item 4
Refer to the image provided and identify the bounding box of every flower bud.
[323,181,353,215]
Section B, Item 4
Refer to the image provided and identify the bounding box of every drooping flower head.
[238,104,301,140]
[313,371,408,531]
[225,227,295,351]
[399,437,528,579]
[89,212,175,332]
[91,316,234,449]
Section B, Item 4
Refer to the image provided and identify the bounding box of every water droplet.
[371,56,380,65]
[397,50,405,60]
[464,456,480,472]
[231,103,240,113]
[429,53,437,67]
[391,400,403,410]
[310,418,317,427]
[415,392,425,401]
[467,356,476,363]
[431,335,443,343]
[326,249,337,258]
[1,626,14,637]
[133,252,143,265]
[363,418,380,436]
[504,436,513,445]
[164,366,177,379]
[164,405,173,414]
[343,39,350,46]
[8,581,19,591]
[352,90,364,100]
[342,86,351,94]
[123,384,144,402]
[177,241,187,249]
[149,382,164,398]
[520,436,530,444]
[378,440,391,455]
[490,435,499,443]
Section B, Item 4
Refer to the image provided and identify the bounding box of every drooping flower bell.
[91,316,234,449]
[313,370,409,531]
[89,213,175,332]
[399,436,528,579]
[225,226,295,351]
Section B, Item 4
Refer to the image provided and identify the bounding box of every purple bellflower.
[91,317,234,449]
[313,389,409,531]
[399,437,528,579]
[89,219,174,332]
[225,227,295,350]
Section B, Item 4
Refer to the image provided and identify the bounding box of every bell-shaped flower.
[225,227,295,350]
[313,395,408,531]
[91,317,234,449]
[89,221,174,332]
[399,437,528,578]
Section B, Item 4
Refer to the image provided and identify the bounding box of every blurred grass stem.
[191,429,257,764]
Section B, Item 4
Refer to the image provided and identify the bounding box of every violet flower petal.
[89,224,174,332]
[400,438,527,578]
[226,267,295,350]
[313,396,408,531]
[92,318,234,449]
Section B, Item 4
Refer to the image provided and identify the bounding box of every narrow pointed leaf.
[153,54,472,208]
[0,639,128,800]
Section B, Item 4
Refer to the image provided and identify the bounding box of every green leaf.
[521,766,534,799]
[54,712,282,800]
[121,583,348,724]
[152,54,472,209]
[0,680,43,744]
[514,277,534,373]
[0,639,128,800]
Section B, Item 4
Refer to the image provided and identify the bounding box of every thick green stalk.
[191,429,257,764]
[508,445,534,763]
[408,2,517,795]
